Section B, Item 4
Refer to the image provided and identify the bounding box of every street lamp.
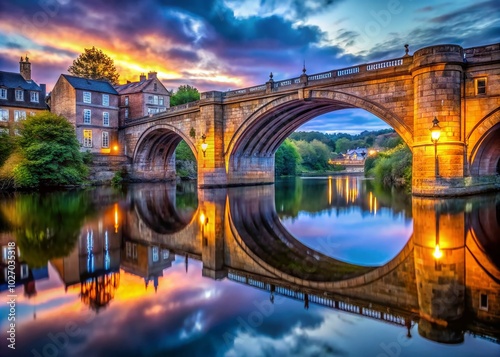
[429,117,441,177]
[201,134,208,157]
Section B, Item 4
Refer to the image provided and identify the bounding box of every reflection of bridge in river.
[120,183,500,345]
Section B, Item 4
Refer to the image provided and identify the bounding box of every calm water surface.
[0,176,499,357]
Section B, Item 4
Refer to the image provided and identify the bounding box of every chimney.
[20,55,31,81]
[139,73,146,81]
[148,71,157,80]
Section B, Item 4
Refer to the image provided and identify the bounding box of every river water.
[0,176,499,357]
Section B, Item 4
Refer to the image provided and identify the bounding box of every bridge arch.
[468,108,500,176]
[226,89,413,160]
[132,124,197,181]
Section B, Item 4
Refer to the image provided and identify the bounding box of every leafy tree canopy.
[170,85,200,106]
[14,112,88,188]
[0,132,16,166]
[68,46,120,84]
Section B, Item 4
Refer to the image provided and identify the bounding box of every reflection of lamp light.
[113,145,119,152]
[199,212,208,225]
[433,244,443,259]
[201,134,208,157]
[429,117,441,177]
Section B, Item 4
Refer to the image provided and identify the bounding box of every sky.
[0,0,498,133]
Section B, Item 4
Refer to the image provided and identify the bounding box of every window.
[83,129,92,147]
[148,95,159,105]
[154,83,157,91]
[124,96,129,106]
[159,96,164,106]
[14,110,26,121]
[162,250,170,260]
[476,78,486,95]
[480,294,488,311]
[83,109,91,124]
[125,108,129,119]
[20,264,29,279]
[30,91,39,102]
[102,94,109,106]
[126,242,138,259]
[0,108,8,121]
[0,128,8,134]
[103,112,109,126]
[15,89,24,101]
[102,131,109,148]
[83,91,91,103]
[152,246,159,262]
[0,88,6,99]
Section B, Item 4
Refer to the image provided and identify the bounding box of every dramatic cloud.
[0,0,497,133]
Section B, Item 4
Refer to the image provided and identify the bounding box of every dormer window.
[0,88,6,100]
[15,89,24,101]
[30,91,39,102]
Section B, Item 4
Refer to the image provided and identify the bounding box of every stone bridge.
[122,43,500,195]
[121,184,500,343]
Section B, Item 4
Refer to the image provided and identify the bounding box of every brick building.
[0,56,48,134]
[50,74,119,154]
[114,72,171,124]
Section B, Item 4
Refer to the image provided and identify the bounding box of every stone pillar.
[411,45,466,196]
[199,188,227,280]
[227,155,275,186]
[412,197,466,343]
[197,91,228,188]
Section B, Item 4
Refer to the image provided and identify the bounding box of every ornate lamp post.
[429,117,441,177]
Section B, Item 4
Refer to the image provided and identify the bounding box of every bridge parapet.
[222,55,411,99]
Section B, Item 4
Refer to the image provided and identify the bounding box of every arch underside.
[133,184,196,234]
[229,91,413,160]
[469,122,500,176]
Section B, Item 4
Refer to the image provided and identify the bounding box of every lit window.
[30,91,39,102]
[159,96,164,106]
[83,91,91,103]
[124,96,129,105]
[0,88,6,99]
[125,108,129,119]
[476,78,486,95]
[102,131,109,148]
[14,110,26,121]
[102,94,109,106]
[83,109,91,124]
[103,112,109,126]
[15,89,24,101]
[83,129,92,147]
[0,109,8,121]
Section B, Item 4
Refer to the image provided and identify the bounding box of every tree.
[13,112,88,188]
[0,131,16,166]
[170,85,200,106]
[68,46,120,84]
[275,139,301,176]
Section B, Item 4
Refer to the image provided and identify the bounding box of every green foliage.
[13,112,88,188]
[0,132,16,166]
[175,140,197,179]
[295,139,332,171]
[111,167,128,186]
[275,139,301,176]
[367,144,412,188]
[68,46,120,84]
[12,191,93,267]
[170,85,200,106]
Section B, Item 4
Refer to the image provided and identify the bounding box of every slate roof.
[62,74,118,95]
[114,78,154,94]
[0,71,42,91]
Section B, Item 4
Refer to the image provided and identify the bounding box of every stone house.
[50,74,120,154]
[114,72,171,124]
[0,56,48,135]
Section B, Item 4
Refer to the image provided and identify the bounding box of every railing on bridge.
[227,271,409,328]
[224,56,409,98]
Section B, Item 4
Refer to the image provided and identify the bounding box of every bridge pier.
[226,156,275,186]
